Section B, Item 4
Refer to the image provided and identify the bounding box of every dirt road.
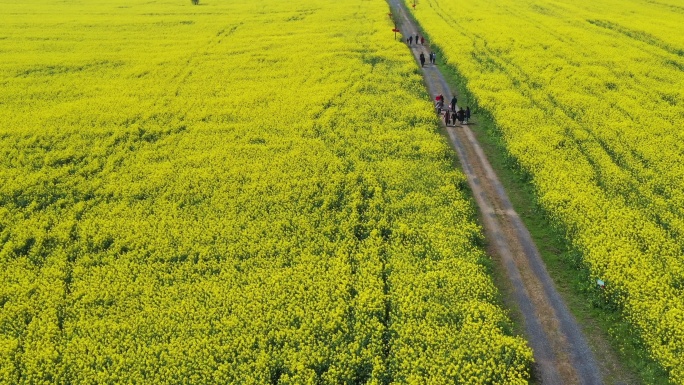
[386,0,604,384]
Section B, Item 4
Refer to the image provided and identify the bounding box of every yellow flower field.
[406,0,684,382]
[0,0,531,383]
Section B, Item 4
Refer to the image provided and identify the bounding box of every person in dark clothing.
[444,110,451,126]
[457,108,466,124]
[408,36,413,45]
[419,52,425,67]
[450,96,457,113]
[429,52,433,64]
[415,34,419,44]
[465,106,471,123]
[420,36,425,45]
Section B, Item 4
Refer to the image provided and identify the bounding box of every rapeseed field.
[0,0,532,383]
[407,0,684,382]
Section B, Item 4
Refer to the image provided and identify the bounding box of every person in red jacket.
[435,94,444,113]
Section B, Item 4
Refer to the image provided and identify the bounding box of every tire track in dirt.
[387,0,604,384]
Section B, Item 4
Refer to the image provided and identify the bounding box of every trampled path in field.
[386,0,604,384]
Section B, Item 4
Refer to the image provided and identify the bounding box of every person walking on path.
[408,36,413,45]
[420,36,425,45]
[435,94,444,113]
[465,106,471,124]
[457,107,466,124]
[450,96,457,113]
[415,34,419,44]
[420,52,426,67]
[444,110,451,126]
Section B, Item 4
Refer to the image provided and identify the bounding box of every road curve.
[386,0,604,384]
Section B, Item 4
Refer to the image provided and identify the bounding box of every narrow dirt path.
[387,1,604,384]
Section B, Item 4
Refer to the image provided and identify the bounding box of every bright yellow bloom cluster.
[0,0,531,383]
[408,0,684,382]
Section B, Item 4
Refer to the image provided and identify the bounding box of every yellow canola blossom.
[0,0,531,383]
[407,0,684,382]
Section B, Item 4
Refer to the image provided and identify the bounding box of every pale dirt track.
[386,0,605,384]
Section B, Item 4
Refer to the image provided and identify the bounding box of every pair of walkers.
[419,52,437,67]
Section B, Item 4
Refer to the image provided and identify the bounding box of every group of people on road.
[444,107,469,126]
[407,34,425,46]
[435,94,470,126]
[405,34,471,125]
